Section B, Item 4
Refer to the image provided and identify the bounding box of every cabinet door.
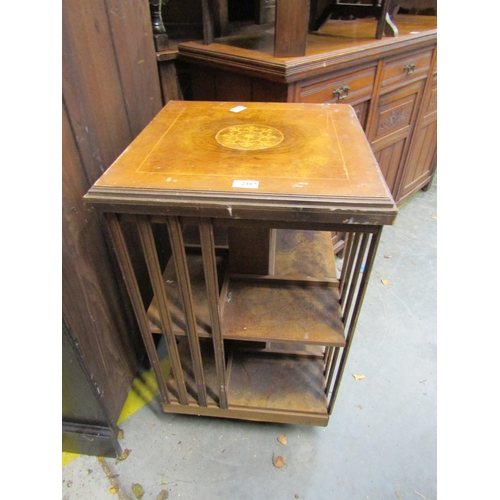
[397,73,437,201]
[368,79,425,197]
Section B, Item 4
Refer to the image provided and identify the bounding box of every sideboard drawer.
[298,66,376,104]
[380,49,433,91]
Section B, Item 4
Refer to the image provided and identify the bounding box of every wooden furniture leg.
[274,0,310,57]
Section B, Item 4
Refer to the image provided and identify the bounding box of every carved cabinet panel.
[369,80,423,143]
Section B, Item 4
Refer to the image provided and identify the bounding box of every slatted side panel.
[166,217,208,407]
[106,214,231,409]
[325,227,383,413]
[105,213,173,405]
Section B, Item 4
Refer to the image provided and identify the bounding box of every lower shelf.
[161,338,330,426]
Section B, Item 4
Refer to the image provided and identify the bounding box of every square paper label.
[229,106,247,113]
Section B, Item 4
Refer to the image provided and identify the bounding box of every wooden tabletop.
[85,100,397,225]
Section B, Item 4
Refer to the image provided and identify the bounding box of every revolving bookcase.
[84,100,397,426]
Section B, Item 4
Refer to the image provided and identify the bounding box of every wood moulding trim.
[178,31,436,84]
[84,187,398,225]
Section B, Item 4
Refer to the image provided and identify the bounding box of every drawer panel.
[380,49,433,91]
[298,66,376,104]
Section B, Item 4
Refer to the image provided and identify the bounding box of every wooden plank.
[87,101,397,226]
[223,280,345,346]
[228,351,328,414]
[62,0,132,183]
[105,0,163,137]
[161,339,329,425]
[63,104,139,424]
[329,228,382,414]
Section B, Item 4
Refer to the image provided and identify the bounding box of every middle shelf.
[147,228,345,347]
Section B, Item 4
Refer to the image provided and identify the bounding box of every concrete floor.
[62,178,437,500]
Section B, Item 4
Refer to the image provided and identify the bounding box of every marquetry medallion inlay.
[216,124,284,151]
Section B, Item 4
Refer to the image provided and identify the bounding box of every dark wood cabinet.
[62,0,163,457]
[178,15,437,204]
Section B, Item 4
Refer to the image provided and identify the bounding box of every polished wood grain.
[86,101,396,224]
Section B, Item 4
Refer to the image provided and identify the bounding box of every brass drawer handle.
[333,85,350,101]
[404,63,416,75]
[333,85,350,100]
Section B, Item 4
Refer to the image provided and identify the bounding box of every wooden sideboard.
[178,14,437,204]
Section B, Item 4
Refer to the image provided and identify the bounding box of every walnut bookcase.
[85,101,397,426]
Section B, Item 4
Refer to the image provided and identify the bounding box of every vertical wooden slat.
[105,213,171,405]
[328,228,383,414]
[268,229,277,275]
[325,347,340,399]
[342,233,370,324]
[199,219,228,409]
[105,0,163,137]
[339,232,353,298]
[323,346,332,366]
[323,345,334,383]
[167,217,208,407]
[136,215,189,405]
[340,232,361,305]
